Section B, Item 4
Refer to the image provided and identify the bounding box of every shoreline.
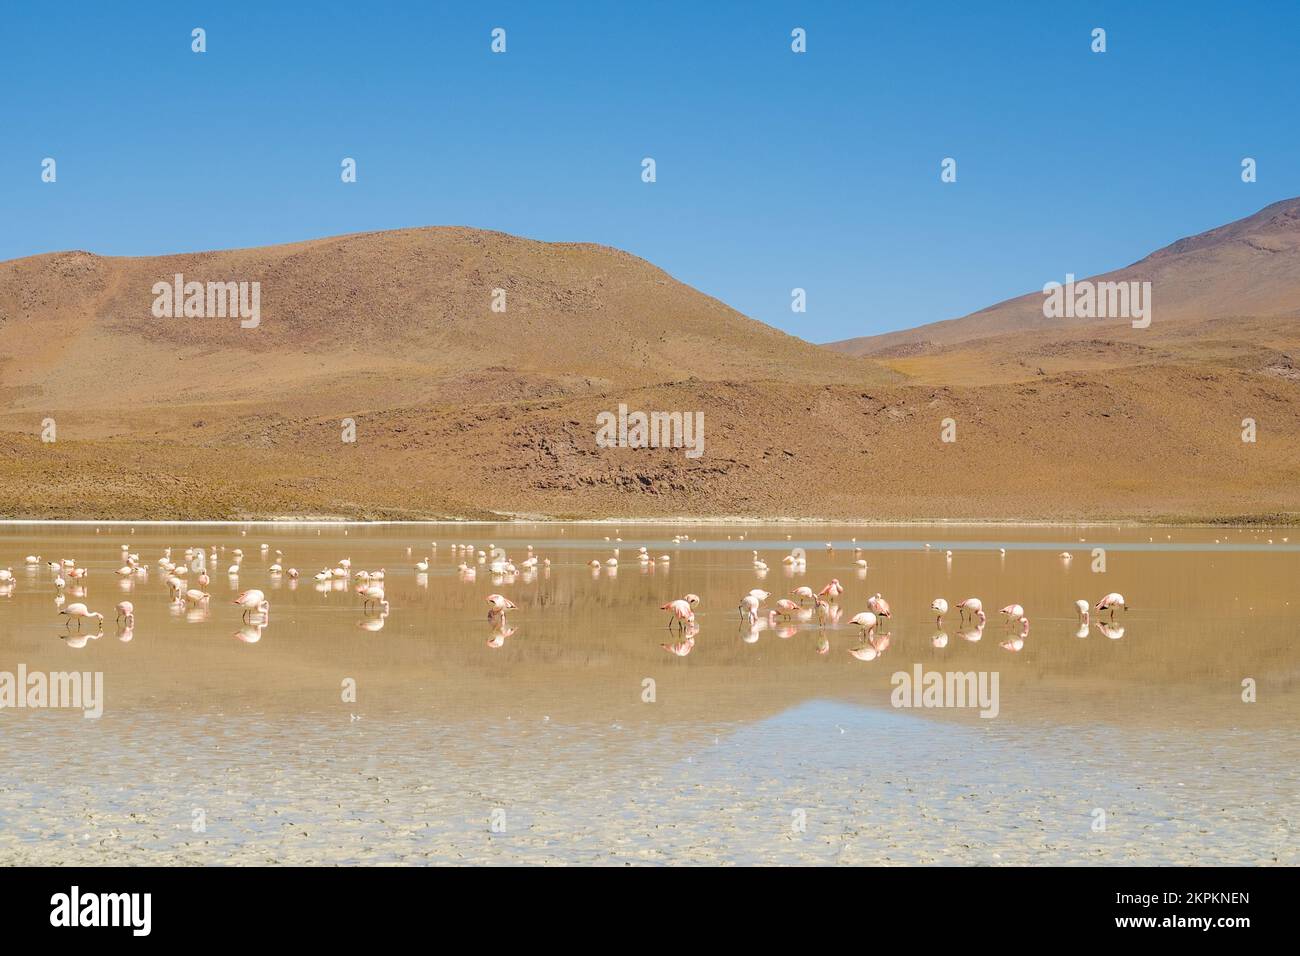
[1,514,1297,528]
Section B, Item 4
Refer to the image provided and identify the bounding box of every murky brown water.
[0,522,1295,864]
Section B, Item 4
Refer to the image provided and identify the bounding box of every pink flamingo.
[999,603,1025,625]
[358,584,389,613]
[850,611,877,636]
[930,598,949,626]
[233,589,270,622]
[661,598,694,632]
[486,593,516,623]
[814,597,831,626]
[774,598,800,617]
[116,601,134,624]
[956,597,983,624]
[60,603,104,631]
[818,579,844,601]
[866,593,892,620]
[1095,593,1127,621]
[738,593,760,625]
[792,586,816,606]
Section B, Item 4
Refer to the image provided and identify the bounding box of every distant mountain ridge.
[827,197,1300,357]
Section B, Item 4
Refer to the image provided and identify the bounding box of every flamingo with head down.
[1096,593,1127,621]
[233,589,270,622]
[60,603,104,632]
[358,583,389,613]
[661,598,694,632]
[486,593,516,624]
[956,598,984,625]
[850,611,877,636]
[930,598,949,626]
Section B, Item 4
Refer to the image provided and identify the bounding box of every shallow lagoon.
[0,522,1295,864]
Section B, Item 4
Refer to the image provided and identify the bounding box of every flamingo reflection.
[486,624,515,647]
[233,623,265,643]
[1095,622,1125,640]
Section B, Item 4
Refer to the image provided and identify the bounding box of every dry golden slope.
[1,216,1298,522]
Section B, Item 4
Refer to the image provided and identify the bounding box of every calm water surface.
[0,523,1295,865]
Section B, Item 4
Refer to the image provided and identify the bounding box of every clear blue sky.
[2,1,1296,342]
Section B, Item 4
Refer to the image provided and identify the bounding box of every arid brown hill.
[1,213,1298,522]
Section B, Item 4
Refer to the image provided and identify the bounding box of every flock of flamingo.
[0,538,548,646]
[0,535,1128,656]
[646,538,1129,658]
[660,582,1127,658]
[1,543,353,645]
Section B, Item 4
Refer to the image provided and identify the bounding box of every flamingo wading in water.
[956,598,984,625]
[1000,603,1025,626]
[850,611,877,636]
[930,598,949,626]
[60,603,104,631]
[1096,593,1127,621]
[233,589,270,622]
[486,594,516,624]
[866,593,892,620]
[661,598,695,632]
